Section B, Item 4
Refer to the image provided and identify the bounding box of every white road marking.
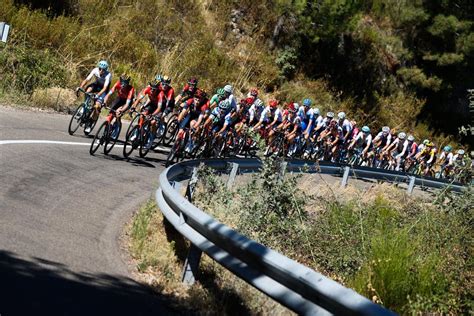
[0,139,170,152]
[0,140,91,146]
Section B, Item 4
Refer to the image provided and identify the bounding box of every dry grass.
[126,199,293,315]
[31,87,76,112]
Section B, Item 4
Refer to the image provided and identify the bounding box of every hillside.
[0,0,473,147]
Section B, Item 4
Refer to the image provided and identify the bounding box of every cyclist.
[437,145,454,177]
[209,88,226,110]
[347,125,372,163]
[337,112,352,143]
[415,140,436,175]
[175,77,199,105]
[319,120,344,161]
[77,60,112,133]
[395,134,417,171]
[248,98,265,126]
[299,99,316,140]
[253,100,282,143]
[103,74,135,136]
[368,126,392,166]
[130,78,165,147]
[384,132,407,169]
[161,75,175,114]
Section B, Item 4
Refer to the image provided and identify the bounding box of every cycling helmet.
[303,98,312,107]
[254,99,264,108]
[97,60,109,70]
[313,108,320,116]
[326,112,334,118]
[188,77,198,86]
[287,103,296,113]
[382,126,390,133]
[269,100,278,109]
[398,132,406,140]
[250,88,258,97]
[218,100,231,110]
[457,149,465,155]
[362,126,370,133]
[155,74,163,82]
[245,97,254,105]
[162,75,171,85]
[120,73,131,85]
[443,145,452,152]
[423,139,429,145]
[338,112,346,120]
[216,88,225,97]
[224,84,233,93]
[150,79,160,89]
[407,135,415,142]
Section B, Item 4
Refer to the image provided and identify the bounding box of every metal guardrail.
[156,158,465,315]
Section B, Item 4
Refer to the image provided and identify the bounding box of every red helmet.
[269,100,278,109]
[287,102,296,113]
[246,97,254,104]
[250,88,258,97]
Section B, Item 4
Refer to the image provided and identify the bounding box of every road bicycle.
[89,108,122,155]
[123,112,158,158]
[68,88,97,136]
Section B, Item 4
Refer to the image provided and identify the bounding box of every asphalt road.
[0,106,177,315]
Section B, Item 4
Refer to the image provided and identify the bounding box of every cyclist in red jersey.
[104,74,135,118]
[131,79,166,148]
[161,75,175,114]
[175,77,199,105]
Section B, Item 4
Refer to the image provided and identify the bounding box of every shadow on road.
[0,250,185,315]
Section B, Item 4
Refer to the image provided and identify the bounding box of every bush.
[193,158,473,314]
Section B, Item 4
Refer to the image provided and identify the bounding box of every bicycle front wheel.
[90,121,108,155]
[68,104,84,135]
[104,121,121,155]
[123,125,140,158]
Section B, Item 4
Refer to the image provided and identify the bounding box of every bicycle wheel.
[164,116,179,146]
[123,125,140,158]
[139,123,152,158]
[68,104,85,135]
[166,138,184,167]
[104,120,121,155]
[125,113,140,139]
[90,121,108,155]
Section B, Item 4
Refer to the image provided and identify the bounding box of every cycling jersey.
[249,103,264,123]
[439,151,454,166]
[391,138,406,154]
[353,131,372,148]
[260,107,282,124]
[109,80,134,100]
[374,132,392,147]
[338,119,352,135]
[141,86,164,105]
[86,67,112,91]
[162,86,175,106]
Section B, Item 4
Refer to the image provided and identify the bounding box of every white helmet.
[338,112,346,120]
[382,126,390,133]
[313,108,320,116]
[224,84,233,93]
[398,132,406,140]
[254,99,263,108]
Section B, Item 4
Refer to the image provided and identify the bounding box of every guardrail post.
[181,243,202,285]
[407,176,416,195]
[185,167,199,202]
[278,161,288,181]
[226,162,239,189]
[341,166,350,187]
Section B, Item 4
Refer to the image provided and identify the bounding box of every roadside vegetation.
[128,158,472,315]
[192,158,473,314]
[1,0,472,147]
[128,199,291,315]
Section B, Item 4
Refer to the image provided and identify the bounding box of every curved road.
[0,106,177,315]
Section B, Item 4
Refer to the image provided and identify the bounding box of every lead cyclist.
[76,60,112,133]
